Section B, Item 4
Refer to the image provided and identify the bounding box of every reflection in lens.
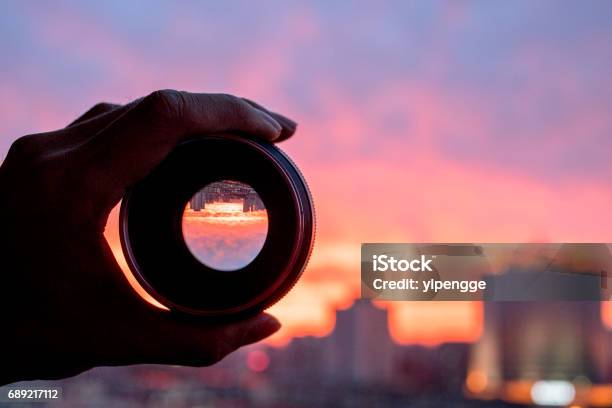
[182,180,268,271]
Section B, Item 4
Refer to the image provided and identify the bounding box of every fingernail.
[257,314,281,333]
[262,113,283,138]
[283,117,297,131]
[273,113,297,131]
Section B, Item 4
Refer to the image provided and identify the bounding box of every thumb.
[119,313,281,367]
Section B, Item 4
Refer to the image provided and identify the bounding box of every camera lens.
[120,135,314,318]
[182,180,268,271]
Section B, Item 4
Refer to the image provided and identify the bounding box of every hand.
[0,90,297,385]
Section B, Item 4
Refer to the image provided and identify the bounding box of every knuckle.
[143,89,186,121]
[7,134,42,161]
[3,139,71,208]
[2,134,91,220]
[90,102,116,114]
[220,94,251,122]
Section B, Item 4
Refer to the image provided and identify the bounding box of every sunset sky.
[1,1,612,346]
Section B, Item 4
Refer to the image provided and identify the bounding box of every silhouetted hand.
[0,90,297,385]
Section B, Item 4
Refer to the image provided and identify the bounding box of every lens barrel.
[119,135,315,317]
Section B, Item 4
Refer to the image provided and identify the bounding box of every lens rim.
[119,134,314,317]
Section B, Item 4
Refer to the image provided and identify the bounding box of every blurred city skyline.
[38,298,612,406]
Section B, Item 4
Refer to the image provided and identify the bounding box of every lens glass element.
[182,180,268,271]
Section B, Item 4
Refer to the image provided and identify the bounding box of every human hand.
[0,90,297,384]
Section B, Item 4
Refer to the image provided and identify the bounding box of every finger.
[44,103,130,151]
[79,90,283,207]
[67,102,121,127]
[61,103,132,140]
[242,98,297,142]
[119,312,281,367]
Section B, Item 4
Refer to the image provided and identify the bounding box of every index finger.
[78,90,292,208]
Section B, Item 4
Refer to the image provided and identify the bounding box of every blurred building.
[189,190,205,211]
[322,299,396,384]
[267,300,397,386]
[188,181,264,212]
[468,260,612,405]
[266,299,470,397]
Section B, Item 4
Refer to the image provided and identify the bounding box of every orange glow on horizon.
[104,160,612,348]
[387,301,483,346]
[105,200,612,347]
[106,202,612,346]
[603,302,612,329]
[105,205,168,310]
[183,202,268,224]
